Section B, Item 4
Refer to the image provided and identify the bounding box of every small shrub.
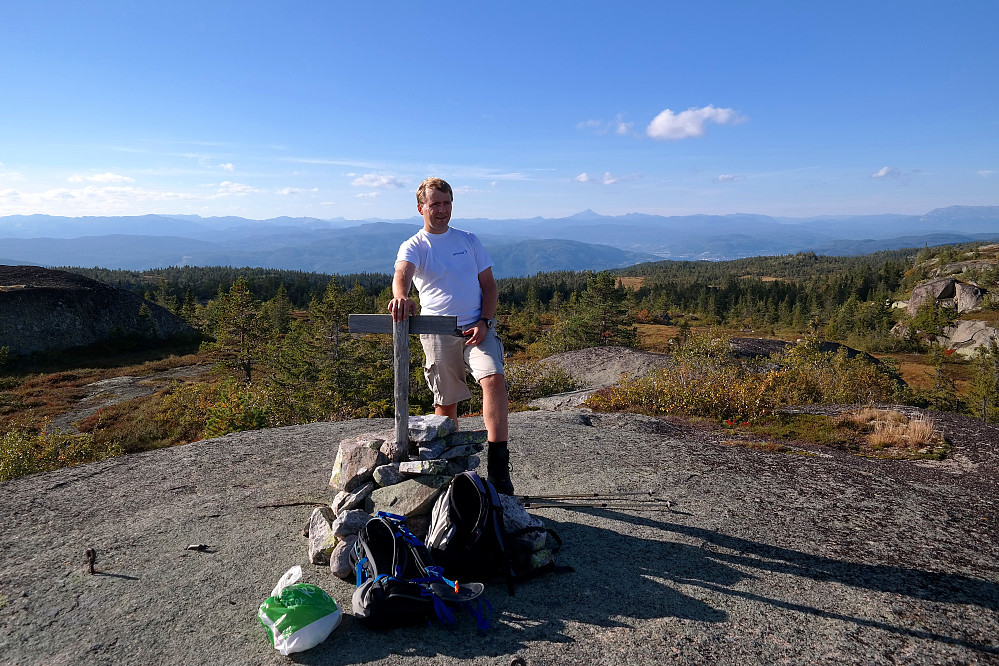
[157,377,269,441]
[587,333,902,423]
[505,360,581,406]
[0,420,123,481]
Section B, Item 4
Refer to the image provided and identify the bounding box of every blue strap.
[426,590,456,626]
[355,556,369,587]
[462,597,492,635]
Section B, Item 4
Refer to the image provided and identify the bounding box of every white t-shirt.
[396,227,494,327]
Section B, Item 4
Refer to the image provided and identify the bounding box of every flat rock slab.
[1,410,998,665]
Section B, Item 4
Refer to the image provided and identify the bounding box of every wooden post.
[348,314,459,447]
[393,317,410,447]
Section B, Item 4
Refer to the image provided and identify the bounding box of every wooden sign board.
[348,314,459,445]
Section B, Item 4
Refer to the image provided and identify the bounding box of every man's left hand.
[461,320,488,346]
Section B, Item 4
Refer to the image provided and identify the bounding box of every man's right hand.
[388,296,417,322]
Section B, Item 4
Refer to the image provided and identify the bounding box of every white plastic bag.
[258,566,342,655]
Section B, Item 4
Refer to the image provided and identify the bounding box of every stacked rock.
[307,415,486,578]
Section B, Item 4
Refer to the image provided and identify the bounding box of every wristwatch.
[478,317,493,328]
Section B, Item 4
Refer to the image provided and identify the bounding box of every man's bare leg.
[480,373,513,494]
[435,402,459,426]
[479,373,509,442]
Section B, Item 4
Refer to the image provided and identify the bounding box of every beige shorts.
[420,324,505,407]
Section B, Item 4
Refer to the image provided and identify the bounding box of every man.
[388,177,514,494]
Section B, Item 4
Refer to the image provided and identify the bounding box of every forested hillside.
[3,242,997,481]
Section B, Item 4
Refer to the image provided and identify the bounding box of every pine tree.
[202,278,268,383]
[266,284,293,334]
[136,302,160,339]
[969,339,999,423]
[180,289,200,326]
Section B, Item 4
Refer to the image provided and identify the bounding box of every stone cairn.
[307,414,488,579]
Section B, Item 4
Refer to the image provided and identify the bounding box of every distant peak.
[568,209,606,220]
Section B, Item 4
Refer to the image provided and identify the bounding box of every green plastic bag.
[258,566,342,655]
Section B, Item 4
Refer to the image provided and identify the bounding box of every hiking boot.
[487,442,515,495]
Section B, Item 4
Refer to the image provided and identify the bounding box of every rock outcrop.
[937,320,999,358]
[0,265,194,356]
[906,277,987,316]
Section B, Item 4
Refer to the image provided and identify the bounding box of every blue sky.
[1,1,997,221]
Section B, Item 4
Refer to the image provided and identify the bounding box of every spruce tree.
[202,278,267,383]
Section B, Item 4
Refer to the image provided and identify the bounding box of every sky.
[1,1,997,222]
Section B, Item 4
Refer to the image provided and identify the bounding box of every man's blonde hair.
[416,177,453,206]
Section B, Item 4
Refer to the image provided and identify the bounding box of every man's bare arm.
[389,260,417,322]
[462,267,498,345]
[478,266,498,320]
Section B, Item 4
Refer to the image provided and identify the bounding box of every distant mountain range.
[1,206,997,278]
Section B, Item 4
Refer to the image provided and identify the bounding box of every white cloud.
[355,191,380,198]
[220,163,235,172]
[0,184,196,215]
[870,166,901,179]
[68,172,135,183]
[715,174,744,183]
[574,171,626,185]
[350,173,405,189]
[277,187,319,196]
[646,105,746,140]
[978,169,996,178]
[578,114,635,137]
[216,181,257,196]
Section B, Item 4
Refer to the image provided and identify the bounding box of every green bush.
[505,359,582,406]
[157,378,269,441]
[0,421,123,481]
[587,334,904,423]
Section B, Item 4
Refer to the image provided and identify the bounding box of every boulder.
[331,509,371,538]
[332,482,375,515]
[955,282,987,313]
[399,459,449,476]
[937,320,999,358]
[329,535,358,579]
[444,430,489,447]
[307,506,338,565]
[498,494,544,534]
[417,440,447,460]
[372,463,404,487]
[373,430,407,463]
[908,279,957,316]
[445,455,480,476]
[407,415,457,442]
[440,443,483,460]
[330,436,388,492]
[368,475,451,517]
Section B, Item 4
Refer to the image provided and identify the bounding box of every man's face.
[418,187,452,234]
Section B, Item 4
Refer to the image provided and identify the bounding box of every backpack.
[427,472,571,594]
[497,494,571,582]
[350,512,490,632]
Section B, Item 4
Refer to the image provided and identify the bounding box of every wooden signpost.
[347,314,459,446]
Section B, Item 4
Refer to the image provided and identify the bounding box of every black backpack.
[427,472,571,593]
[350,512,489,631]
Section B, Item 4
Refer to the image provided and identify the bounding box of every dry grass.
[721,439,791,453]
[616,276,645,290]
[835,407,948,458]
